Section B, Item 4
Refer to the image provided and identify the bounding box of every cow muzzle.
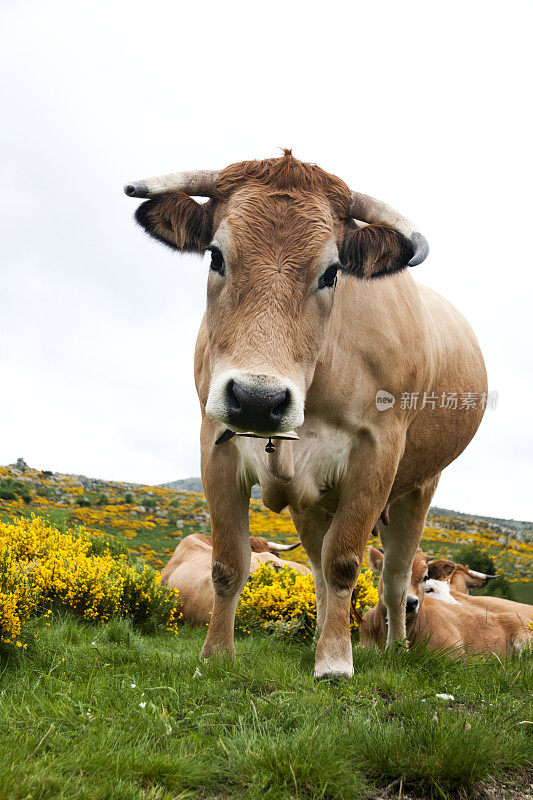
[406,595,419,615]
[206,371,304,436]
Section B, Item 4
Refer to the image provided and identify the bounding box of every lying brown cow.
[424,564,533,620]
[361,547,532,655]
[449,563,497,593]
[161,534,309,625]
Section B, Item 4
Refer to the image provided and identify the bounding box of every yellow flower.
[235,562,378,641]
[0,516,182,647]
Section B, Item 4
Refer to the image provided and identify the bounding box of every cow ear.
[428,559,456,581]
[340,222,415,279]
[368,545,384,572]
[135,191,214,253]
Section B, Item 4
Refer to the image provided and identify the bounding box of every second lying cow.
[161,533,310,625]
[361,547,532,655]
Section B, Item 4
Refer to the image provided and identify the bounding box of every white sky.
[1,1,532,520]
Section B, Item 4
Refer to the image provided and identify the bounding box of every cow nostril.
[406,596,419,613]
[224,380,292,432]
[271,389,291,421]
[225,380,241,413]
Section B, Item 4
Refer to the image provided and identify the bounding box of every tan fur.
[134,153,488,676]
[452,590,533,621]
[161,533,310,626]
[361,548,532,655]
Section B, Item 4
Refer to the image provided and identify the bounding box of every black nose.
[226,380,291,434]
[406,595,419,614]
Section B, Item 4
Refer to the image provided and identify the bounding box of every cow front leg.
[314,433,402,680]
[314,531,360,679]
[200,422,251,659]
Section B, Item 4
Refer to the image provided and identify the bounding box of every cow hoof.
[315,671,351,684]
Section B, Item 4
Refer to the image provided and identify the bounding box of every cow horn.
[124,170,219,199]
[267,541,302,552]
[348,191,429,266]
[467,569,498,580]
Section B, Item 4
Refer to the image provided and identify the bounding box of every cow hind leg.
[380,474,440,645]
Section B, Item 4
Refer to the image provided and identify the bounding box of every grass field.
[1,463,532,798]
[1,616,532,800]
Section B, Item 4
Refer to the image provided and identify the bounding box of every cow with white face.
[425,561,533,620]
[125,152,487,680]
[362,547,532,654]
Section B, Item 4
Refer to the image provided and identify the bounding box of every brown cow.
[125,152,487,679]
[424,565,533,619]
[449,563,497,593]
[161,533,309,626]
[362,547,532,655]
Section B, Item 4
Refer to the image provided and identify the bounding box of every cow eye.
[317,264,339,290]
[208,246,225,276]
[422,575,428,582]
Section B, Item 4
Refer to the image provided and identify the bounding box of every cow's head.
[125,153,428,436]
[449,564,498,593]
[249,536,301,555]
[368,546,455,623]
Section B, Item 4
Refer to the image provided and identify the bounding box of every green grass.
[1,617,531,800]
[513,581,533,604]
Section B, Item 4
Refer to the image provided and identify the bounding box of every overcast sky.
[1,1,532,520]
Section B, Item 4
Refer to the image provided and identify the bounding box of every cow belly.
[392,397,486,497]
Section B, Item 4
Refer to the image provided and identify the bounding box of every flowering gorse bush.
[0,516,182,647]
[235,562,378,641]
[0,547,39,648]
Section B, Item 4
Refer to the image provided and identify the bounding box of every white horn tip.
[468,569,498,580]
[408,232,430,266]
[267,541,301,551]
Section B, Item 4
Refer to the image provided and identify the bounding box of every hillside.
[161,476,262,499]
[1,460,532,601]
[162,479,533,541]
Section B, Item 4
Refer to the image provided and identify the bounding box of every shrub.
[235,562,378,641]
[86,530,127,559]
[76,496,92,507]
[140,496,157,509]
[0,546,40,647]
[0,479,31,504]
[0,516,182,647]
[124,492,134,504]
[119,563,182,633]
